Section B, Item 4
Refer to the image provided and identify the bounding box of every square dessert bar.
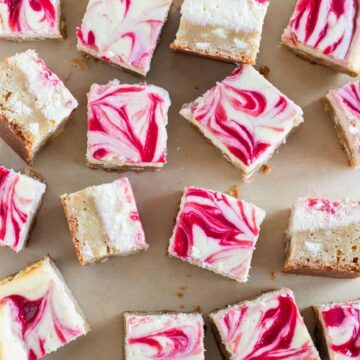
[281,0,360,76]
[76,0,173,76]
[0,50,78,164]
[168,187,266,283]
[86,80,170,170]
[210,288,320,360]
[325,79,360,168]
[180,65,304,181]
[284,197,360,278]
[61,177,148,265]
[170,0,270,65]
[124,312,205,359]
[0,257,90,359]
[313,300,360,360]
[0,0,63,40]
[0,166,46,252]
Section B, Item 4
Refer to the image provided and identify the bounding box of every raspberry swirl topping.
[0,0,58,35]
[320,302,360,358]
[287,0,359,60]
[87,81,170,167]
[211,289,320,360]
[126,313,205,359]
[0,167,45,252]
[180,65,303,173]
[169,187,265,282]
[1,290,83,360]
[76,0,172,75]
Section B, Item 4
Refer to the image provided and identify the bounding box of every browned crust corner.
[0,115,33,164]
[60,195,87,266]
[323,97,358,168]
[0,255,52,286]
[209,315,231,360]
[282,43,359,77]
[312,306,332,360]
[283,261,360,278]
[170,42,255,65]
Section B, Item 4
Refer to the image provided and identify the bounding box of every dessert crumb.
[70,58,89,70]
[194,86,199,90]
[24,167,44,182]
[180,305,185,309]
[261,165,271,175]
[177,146,181,151]
[351,120,357,127]
[194,306,202,312]
[177,286,187,298]
[227,185,239,199]
[270,271,276,280]
[259,66,270,77]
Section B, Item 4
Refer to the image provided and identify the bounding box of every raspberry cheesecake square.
[210,288,320,360]
[76,0,172,76]
[313,300,360,360]
[284,197,360,278]
[170,0,269,65]
[0,50,78,164]
[0,257,90,360]
[281,0,360,76]
[0,166,46,252]
[180,65,304,181]
[124,312,205,359]
[168,187,266,283]
[61,177,148,265]
[0,0,64,40]
[86,80,170,170]
[325,79,360,168]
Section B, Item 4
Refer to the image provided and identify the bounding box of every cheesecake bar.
[0,0,64,40]
[61,177,148,265]
[0,166,46,252]
[124,312,205,359]
[314,300,360,360]
[210,288,320,360]
[284,197,360,278]
[76,0,172,76]
[180,65,304,181]
[281,0,360,76]
[0,257,90,360]
[168,187,266,282]
[86,80,170,170]
[170,0,270,65]
[0,50,78,164]
[325,79,360,168]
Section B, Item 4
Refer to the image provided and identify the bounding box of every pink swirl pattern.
[1,289,83,360]
[331,80,360,118]
[0,0,58,35]
[169,187,265,283]
[0,167,45,252]
[0,167,26,250]
[76,0,172,75]
[87,81,169,167]
[285,0,359,60]
[180,65,303,174]
[125,313,205,359]
[211,289,320,360]
[320,302,360,358]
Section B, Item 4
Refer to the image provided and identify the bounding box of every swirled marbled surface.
[210,289,320,360]
[87,80,170,168]
[125,313,205,359]
[77,0,172,75]
[168,187,266,282]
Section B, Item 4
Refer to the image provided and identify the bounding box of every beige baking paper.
[1,0,360,359]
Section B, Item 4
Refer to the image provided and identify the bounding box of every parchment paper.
[1,1,359,358]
